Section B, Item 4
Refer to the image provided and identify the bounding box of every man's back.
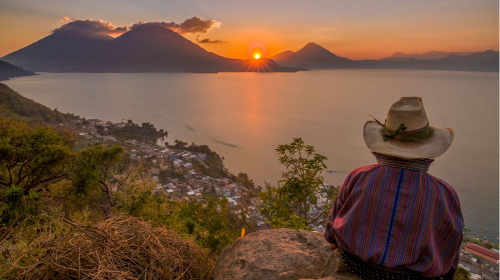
[325,152,464,277]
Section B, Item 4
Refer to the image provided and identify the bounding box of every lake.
[5,70,499,241]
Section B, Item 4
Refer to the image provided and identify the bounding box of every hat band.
[382,123,429,141]
[369,115,430,142]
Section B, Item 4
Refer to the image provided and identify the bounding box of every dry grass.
[18,215,214,280]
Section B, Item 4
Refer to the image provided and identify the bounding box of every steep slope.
[0,83,65,124]
[2,31,113,72]
[88,23,226,72]
[272,43,354,68]
[0,60,36,81]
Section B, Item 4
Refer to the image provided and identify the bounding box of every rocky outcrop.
[213,228,360,280]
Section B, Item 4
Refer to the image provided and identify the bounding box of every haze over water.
[5,69,498,240]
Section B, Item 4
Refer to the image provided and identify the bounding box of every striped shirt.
[324,152,464,277]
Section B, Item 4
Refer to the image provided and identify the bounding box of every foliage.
[176,197,238,254]
[454,266,470,280]
[185,142,219,159]
[237,173,256,192]
[114,179,240,255]
[71,144,124,206]
[0,118,74,223]
[259,138,328,229]
[1,186,40,223]
[172,140,188,149]
[114,179,171,226]
[109,121,165,143]
[269,215,311,230]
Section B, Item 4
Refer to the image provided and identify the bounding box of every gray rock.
[213,228,360,280]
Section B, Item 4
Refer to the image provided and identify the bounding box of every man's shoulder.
[424,173,461,201]
[348,164,380,176]
[343,164,380,183]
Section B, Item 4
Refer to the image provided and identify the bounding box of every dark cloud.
[196,35,226,44]
[131,17,220,34]
[55,16,221,36]
[54,17,128,35]
[179,17,220,34]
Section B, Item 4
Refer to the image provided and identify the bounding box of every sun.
[250,47,264,60]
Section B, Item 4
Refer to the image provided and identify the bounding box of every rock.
[213,228,360,280]
[299,277,336,280]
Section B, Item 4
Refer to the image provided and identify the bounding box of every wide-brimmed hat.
[363,97,454,159]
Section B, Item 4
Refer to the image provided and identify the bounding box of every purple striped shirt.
[324,152,464,277]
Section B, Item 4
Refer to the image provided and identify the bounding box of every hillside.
[2,31,112,72]
[0,83,65,124]
[0,60,36,81]
[2,24,304,73]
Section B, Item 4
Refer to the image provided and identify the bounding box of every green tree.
[237,173,256,193]
[0,118,74,222]
[176,197,240,254]
[71,144,124,206]
[0,119,74,193]
[454,266,470,280]
[173,140,188,149]
[259,138,328,228]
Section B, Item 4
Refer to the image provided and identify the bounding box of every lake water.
[5,70,499,241]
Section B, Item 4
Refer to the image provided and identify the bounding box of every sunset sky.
[0,0,498,60]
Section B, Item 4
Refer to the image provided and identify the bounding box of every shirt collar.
[372,152,434,172]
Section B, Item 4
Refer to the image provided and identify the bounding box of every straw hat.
[363,97,454,159]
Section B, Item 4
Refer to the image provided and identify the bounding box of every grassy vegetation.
[0,83,66,125]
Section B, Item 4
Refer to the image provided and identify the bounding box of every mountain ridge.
[272,43,499,72]
[0,60,36,81]
[272,42,354,69]
[385,50,475,60]
[2,24,304,73]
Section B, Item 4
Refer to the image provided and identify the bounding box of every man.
[325,97,463,280]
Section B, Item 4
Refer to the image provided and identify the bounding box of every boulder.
[213,228,360,280]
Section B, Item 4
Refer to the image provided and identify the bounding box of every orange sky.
[0,0,498,60]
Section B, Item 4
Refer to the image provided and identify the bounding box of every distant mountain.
[357,50,499,72]
[3,31,112,72]
[272,43,354,69]
[272,43,498,72]
[0,60,36,81]
[385,51,474,60]
[2,24,304,73]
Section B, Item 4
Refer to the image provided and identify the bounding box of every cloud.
[60,16,72,23]
[54,16,221,37]
[131,17,221,34]
[196,35,226,44]
[130,21,147,30]
[179,17,221,34]
[54,18,128,35]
